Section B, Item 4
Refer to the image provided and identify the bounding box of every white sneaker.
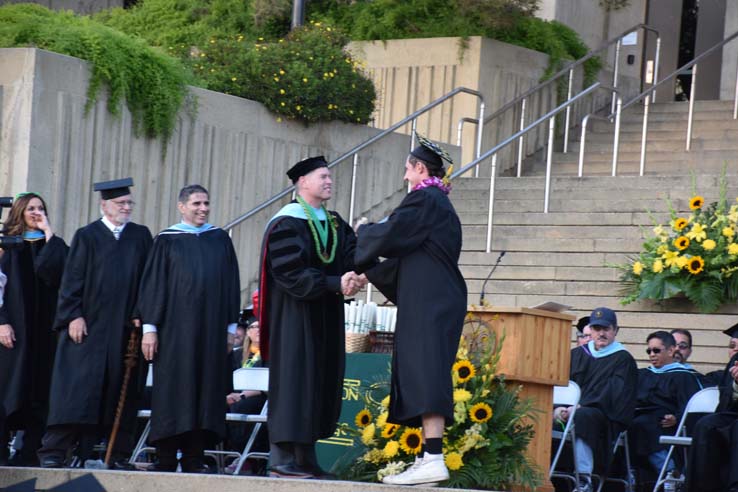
[382,453,449,485]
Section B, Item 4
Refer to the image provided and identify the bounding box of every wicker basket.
[369,330,395,354]
[345,332,370,353]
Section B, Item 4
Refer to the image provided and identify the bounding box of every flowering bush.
[335,318,540,490]
[617,177,738,313]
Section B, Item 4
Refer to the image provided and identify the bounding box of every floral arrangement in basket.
[616,174,738,313]
[334,316,541,490]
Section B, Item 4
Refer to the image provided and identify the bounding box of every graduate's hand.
[341,272,361,296]
[68,317,87,344]
[660,414,677,428]
[142,332,158,361]
[354,217,369,233]
[0,324,15,349]
[356,273,369,287]
[226,392,241,406]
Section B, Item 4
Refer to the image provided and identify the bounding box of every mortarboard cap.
[576,316,590,333]
[286,156,328,183]
[409,134,453,171]
[589,307,617,328]
[723,322,738,338]
[93,178,133,200]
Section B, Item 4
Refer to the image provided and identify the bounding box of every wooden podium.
[467,306,574,492]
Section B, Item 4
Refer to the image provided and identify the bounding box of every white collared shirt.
[101,216,128,236]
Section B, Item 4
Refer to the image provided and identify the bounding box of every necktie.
[113,227,121,240]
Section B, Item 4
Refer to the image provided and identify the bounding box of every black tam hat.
[723,322,738,338]
[93,178,133,200]
[410,134,453,171]
[576,316,590,333]
[286,156,328,183]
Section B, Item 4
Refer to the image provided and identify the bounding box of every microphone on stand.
[479,251,506,305]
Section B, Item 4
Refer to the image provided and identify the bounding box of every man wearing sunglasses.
[629,331,702,484]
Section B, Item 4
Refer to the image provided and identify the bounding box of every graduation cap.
[286,156,328,183]
[93,178,133,200]
[410,134,453,170]
[575,316,590,333]
[723,322,738,338]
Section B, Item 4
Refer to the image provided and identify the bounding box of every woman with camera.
[0,193,68,466]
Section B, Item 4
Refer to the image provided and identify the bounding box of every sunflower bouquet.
[335,320,541,490]
[617,175,738,313]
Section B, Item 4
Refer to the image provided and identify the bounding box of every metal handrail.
[450,82,603,252]
[223,86,485,232]
[576,85,624,176]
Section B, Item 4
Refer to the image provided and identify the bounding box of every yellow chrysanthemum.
[361,423,376,445]
[674,236,690,250]
[689,195,705,210]
[376,412,388,429]
[362,449,385,464]
[673,217,689,231]
[657,244,669,255]
[632,262,644,275]
[702,239,716,251]
[381,395,391,408]
[723,227,735,238]
[675,256,689,269]
[453,360,476,383]
[469,402,493,423]
[453,389,473,403]
[687,256,705,275]
[381,423,400,439]
[355,409,372,428]
[728,243,738,255]
[398,428,423,455]
[662,249,680,267]
[686,223,707,242]
[445,452,464,471]
[652,260,664,273]
[382,440,400,458]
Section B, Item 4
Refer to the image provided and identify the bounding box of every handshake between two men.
[341,271,368,297]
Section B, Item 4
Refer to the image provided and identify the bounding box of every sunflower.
[453,360,476,383]
[673,217,689,231]
[381,423,400,439]
[398,428,423,455]
[445,452,464,471]
[469,402,493,423]
[355,409,372,428]
[674,236,690,250]
[687,256,705,275]
[689,195,705,210]
[382,440,399,458]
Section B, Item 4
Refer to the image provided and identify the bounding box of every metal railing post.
[611,39,622,115]
[686,64,698,151]
[653,37,661,101]
[639,95,650,176]
[485,154,498,253]
[475,102,485,160]
[612,96,622,176]
[410,119,417,152]
[563,69,574,154]
[578,115,590,177]
[517,98,527,177]
[544,117,555,213]
[348,153,359,224]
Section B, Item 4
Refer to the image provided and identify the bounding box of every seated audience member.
[670,328,693,364]
[704,323,738,386]
[576,316,591,347]
[630,331,702,480]
[685,346,738,492]
[553,307,638,492]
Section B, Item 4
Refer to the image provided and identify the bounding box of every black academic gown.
[259,210,355,444]
[0,236,67,424]
[686,353,738,492]
[47,221,152,427]
[569,344,638,473]
[630,365,702,461]
[355,186,467,428]
[137,226,240,443]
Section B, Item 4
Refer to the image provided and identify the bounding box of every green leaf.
[682,276,723,313]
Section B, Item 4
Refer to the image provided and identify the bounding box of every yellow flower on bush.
[445,452,464,471]
[675,256,689,269]
[689,195,705,210]
[399,428,423,455]
[355,409,372,428]
[454,389,472,403]
[362,449,384,464]
[632,262,644,275]
[657,244,669,255]
[724,227,735,238]
[469,403,493,423]
[687,256,705,274]
[383,440,399,458]
[702,239,717,251]
[674,236,690,250]
[686,223,707,242]
[673,217,689,231]
[453,360,476,383]
[361,423,376,445]
[376,412,388,429]
[382,423,400,439]
[652,260,664,273]
[728,243,738,255]
[662,250,680,267]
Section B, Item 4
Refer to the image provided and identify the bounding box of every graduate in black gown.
[355,136,467,486]
[629,331,702,479]
[38,179,152,469]
[138,184,240,473]
[0,193,67,465]
[258,156,362,478]
[556,307,638,492]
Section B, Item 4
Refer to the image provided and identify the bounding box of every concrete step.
[459,264,621,282]
[464,235,641,252]
[582,128,738,143]
[459,250,630,267]
[453,197,691,214]
[570,137,738,153]
[463,224,644,240]
[457,211,665,226]
[452,174,729,191]
[589,118,738,133]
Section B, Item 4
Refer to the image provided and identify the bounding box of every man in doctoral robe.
[258,156,363,478]
[704,323,738,386]
[554,307,638,492]
[137,184,240,473]
[38,178,153,469]
[629,331,702,479]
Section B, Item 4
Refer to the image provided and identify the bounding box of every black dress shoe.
[149,460,178,472]
[40,457,65,468]
[269,463,314,478]
[111,459,137,471]
[309,465,337,480]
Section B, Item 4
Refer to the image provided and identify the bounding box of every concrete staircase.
[453,100,738,374]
